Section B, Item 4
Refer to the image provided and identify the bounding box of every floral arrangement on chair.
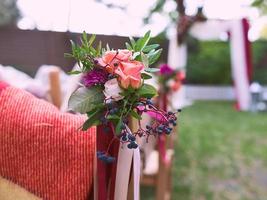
[66,31,179,162]
[158,64,185,92]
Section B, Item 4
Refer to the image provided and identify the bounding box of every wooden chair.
[48,67,62,108]
[48,67,138,200]
[48,65,82,112]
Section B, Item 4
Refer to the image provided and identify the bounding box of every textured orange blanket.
[0,82,96,200]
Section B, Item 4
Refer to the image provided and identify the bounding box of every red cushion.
[0,86,96,200]
[0,81,8,93]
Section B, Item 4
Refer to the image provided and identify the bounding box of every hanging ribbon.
[94,124,140,200]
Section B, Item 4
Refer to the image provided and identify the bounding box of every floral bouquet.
[66,31,178,162]
[158,64,185,93]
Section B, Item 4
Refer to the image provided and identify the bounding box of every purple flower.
[82,68,108,87]
[159,64,174,75]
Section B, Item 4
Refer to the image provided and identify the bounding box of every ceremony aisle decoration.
[66,31,179,200]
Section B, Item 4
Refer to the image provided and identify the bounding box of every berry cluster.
[120,129,138,149]
[97,151,115,163]
[136,99,179,138]
[97,97,180,163]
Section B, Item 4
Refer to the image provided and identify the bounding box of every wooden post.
[49,67,62,109]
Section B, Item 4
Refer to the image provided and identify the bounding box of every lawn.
[141,101,267,200]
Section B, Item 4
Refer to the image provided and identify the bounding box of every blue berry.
[128,134,136,141]
[169,119,175,124]
[97,153,106,160]
[146,125,151,130]
[146,99,153,105]
[121,135,128,142]
[158,125,164,130]
[165,127,172,134]
[97,151,104,156]
[106,156,115,163]
[127,143,133,149]
[131,142,138,149]
[108,74,114,79]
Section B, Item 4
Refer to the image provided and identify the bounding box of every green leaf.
[68,86,104,114]
[115,118,123,134]
[252,0,264,6]
[96,41,102,56]
[135,31,151,51]
[125,42,132,50]
[143,44,160,53]
[144,68,160,73]
[129,37,136,48]
[106,43,110,51]
[107,115,120,120]
[82,31,88,43]
[70,40,76,52]
[64,53,73,58]
[137,84,157,98]
[141,52,149,68]
[130,110,142,120]
[67,70,82,75]
[141,73,152,80]
[148,49,162,65]
[88,34,96,46]
[132,52,140,59]
[82,110,102,131]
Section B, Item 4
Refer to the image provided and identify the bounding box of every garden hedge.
[186,39,267,85]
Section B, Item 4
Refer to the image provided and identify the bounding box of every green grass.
[141,101,267,200]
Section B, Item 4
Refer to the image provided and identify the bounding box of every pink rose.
[97,50,132,73]
[115,61,144,89]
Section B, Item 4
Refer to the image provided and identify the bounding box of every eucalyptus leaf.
[137,84,157,98]
[143,44,160,53]
[135,31,151,51]
[144,68,160,73]
[141,73,152,80]
[148,49,162,65]
[82,110,102,131]
[141,52,149,68]
[68,86,104,114]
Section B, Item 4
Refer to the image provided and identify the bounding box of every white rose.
[103,78,124,101]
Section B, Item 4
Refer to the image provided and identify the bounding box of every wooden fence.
[0,27,168,76]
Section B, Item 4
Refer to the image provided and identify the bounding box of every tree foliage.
[0,0,20,26]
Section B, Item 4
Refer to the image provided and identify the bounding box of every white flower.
[103,78,124,101]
